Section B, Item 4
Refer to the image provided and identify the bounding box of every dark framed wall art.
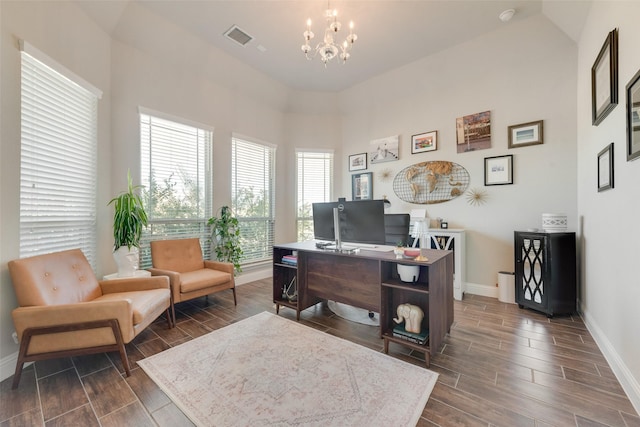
[352,172,373,200]
[626,68,640,161]
[484,155,513,186]
[591,28,618,126]
[597,143,614,192]
[349,153,367,171]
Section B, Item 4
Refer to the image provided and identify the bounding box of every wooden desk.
[273,241,453,366]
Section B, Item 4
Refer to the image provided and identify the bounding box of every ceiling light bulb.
[499,9,515,22]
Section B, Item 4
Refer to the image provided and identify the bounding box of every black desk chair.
[384,214,411,246]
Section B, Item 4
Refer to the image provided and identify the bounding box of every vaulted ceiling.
[74,0,591,92]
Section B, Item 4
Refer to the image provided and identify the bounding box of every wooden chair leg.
[11,329,32,389]
[165,308,173,328]
[110,319,131,377]
[232,288,237,306]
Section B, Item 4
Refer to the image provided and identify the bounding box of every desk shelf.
[380,258,450,367]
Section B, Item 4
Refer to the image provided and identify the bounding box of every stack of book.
[392,324,429,345]
[281,255,297,266]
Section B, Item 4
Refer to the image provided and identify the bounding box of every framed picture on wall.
[591,28,618,126]
[411,131,437,154]
[348,153,367,171]
[597,143,614,192]
[508,120,543,149]
[626,68,640,161]
[484,155,513,186]
[352,172,373,200]
[456,110,491,153]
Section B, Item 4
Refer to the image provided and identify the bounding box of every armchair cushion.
[95,289,170,326]
[150,238,205,273]
[180,269,233,294]
[9,249,102,306]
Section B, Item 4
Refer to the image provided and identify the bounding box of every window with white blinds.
[296,150,333,241]
[20,47,99,268]
[139,110,213,268]
[231,135,276,266]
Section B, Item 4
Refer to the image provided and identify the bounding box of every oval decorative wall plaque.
[393,161,470,204]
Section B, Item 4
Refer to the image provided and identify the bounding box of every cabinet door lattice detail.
[521,237,544,304]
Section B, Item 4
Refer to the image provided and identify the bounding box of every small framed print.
[352,172,373,200]
[411,131,437,154]
[348,153,367,171]
[484,155,513,186]
[508,120,543,149]
[591,29,618,126]
[597,143,614,192]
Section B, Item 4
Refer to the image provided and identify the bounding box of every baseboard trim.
[581,308,640,414]
[235,267,271,286]
[465,282,498,298]
[0,351,25,383]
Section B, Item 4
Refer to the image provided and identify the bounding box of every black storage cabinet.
[514,231,576,317]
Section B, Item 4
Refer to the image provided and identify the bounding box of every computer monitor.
[311,201,338,242]
[312,199,386,245]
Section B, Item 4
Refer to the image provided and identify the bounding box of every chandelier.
[301,2,358,66]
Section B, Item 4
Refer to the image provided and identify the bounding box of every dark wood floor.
[1,279,638,426]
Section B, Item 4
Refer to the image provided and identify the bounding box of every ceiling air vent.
[224,25,253,47]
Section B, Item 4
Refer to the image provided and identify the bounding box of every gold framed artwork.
[411,131,437,154]
[508,120,543,149]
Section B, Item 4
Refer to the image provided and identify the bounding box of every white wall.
[338,14,578,292]
[576,0,640,411]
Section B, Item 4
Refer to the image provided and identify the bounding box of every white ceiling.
[74,0,590,92]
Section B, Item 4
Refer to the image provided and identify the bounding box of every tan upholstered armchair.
[8,249,172,389]
[149,238,236,324]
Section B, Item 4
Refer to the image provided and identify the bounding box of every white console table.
[427,229,466,300]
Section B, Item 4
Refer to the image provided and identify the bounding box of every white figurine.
[393,303,424,334]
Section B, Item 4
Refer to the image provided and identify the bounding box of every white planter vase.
[113,246,140,278]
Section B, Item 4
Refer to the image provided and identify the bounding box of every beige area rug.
[327,300,380,326]
[138,311,438,427]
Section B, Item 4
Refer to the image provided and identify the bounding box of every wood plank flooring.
[1,279,638,426]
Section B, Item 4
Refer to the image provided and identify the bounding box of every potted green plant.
[108,170,148,277]
[208,206,243,274]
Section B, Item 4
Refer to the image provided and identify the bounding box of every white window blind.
[140,110,213,268]
[20,48,99,268]
[231,135,276,266]
[296,150,333,241]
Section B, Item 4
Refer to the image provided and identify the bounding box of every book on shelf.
[392,324,429,345]
[281,255,297,265]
